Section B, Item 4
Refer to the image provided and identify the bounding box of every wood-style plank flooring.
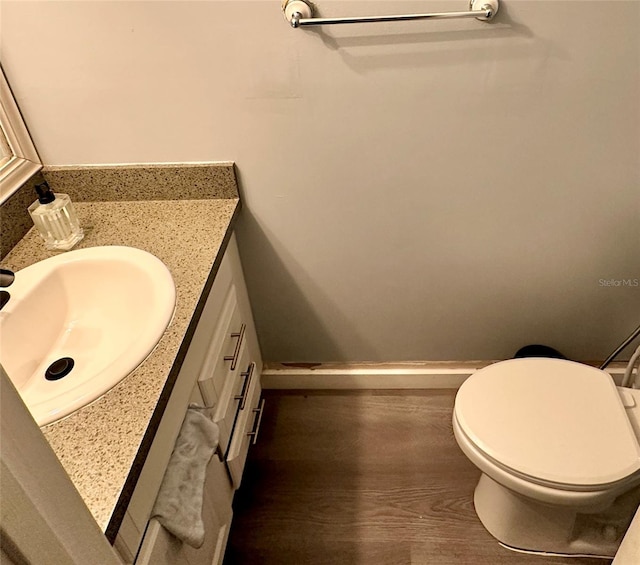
[225,390,612,564]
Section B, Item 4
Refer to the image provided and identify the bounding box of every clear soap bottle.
[28,182,84,251]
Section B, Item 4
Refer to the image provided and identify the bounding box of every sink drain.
[45,357,75,381]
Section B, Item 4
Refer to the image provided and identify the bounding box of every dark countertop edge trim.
[104,201,242,543]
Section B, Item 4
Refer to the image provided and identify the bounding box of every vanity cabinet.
[114,234,263,565]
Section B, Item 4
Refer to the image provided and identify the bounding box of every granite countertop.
[1,198,239,537]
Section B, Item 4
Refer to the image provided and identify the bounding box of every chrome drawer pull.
[224,323,246,370]
[247,398,265,446]
[234,362,255,411]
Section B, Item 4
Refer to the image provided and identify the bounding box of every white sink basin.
[0,246,176,426]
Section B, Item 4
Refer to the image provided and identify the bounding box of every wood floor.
[225,390,612,565]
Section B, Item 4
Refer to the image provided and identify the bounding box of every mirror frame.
[0,67,42,204]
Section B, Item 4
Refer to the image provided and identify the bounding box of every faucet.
[0,268,15,310]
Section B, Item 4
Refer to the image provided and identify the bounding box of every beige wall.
[1,0,638,362]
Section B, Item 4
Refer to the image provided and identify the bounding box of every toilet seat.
[454,358,640,490]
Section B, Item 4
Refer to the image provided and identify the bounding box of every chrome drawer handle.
[247,398,265,446]
[224,323,246,370]
[234,362,255,411]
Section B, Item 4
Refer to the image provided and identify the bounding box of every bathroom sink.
[0,246,176,426]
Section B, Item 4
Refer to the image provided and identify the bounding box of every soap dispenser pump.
[28,181,84,251]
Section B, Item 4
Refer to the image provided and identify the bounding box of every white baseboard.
[262,362,482,390]
[261,362,630,390]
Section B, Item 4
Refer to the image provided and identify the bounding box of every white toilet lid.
[455,358,640,488]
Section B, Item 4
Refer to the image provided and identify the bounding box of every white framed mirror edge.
[0,66,42,204]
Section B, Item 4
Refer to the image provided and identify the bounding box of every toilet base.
[473,473,640,559]
[498,540,612,560]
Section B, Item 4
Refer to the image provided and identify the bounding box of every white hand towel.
[151,407,220,548]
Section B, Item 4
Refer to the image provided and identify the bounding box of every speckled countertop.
[0,198,239,538]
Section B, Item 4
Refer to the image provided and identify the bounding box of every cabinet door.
[136,458,231,565]
[135,384,233,565]
[135,520,189,565]
[180,478,222,565]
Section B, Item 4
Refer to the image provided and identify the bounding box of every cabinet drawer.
[226,371,263,489]
[212,341,254,455]
[197,285,244,407]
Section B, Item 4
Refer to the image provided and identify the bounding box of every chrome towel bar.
[282,0,499,28]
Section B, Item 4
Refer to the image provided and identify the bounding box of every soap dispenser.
[28,181,84,251]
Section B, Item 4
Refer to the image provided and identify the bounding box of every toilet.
[453,357,640,558]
